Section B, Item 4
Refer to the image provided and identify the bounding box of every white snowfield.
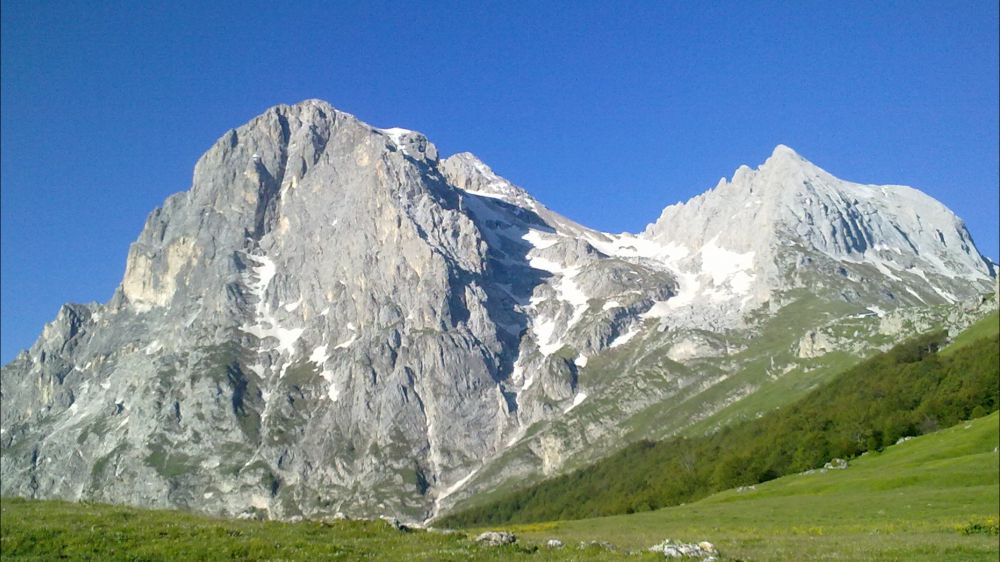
[240,254,304,358]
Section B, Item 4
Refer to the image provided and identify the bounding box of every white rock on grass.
[648,538,719,560]
[824,458,848,470]
[475,531,516,546]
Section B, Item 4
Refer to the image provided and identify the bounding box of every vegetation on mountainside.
[440,328,1000,527]
[511,411,1000,562]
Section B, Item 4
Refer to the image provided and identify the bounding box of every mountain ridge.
[1,99,995,523]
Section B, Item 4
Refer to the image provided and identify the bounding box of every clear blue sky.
[2,1,998,363]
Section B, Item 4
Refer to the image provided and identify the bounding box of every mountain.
[643,144,991,314]
[1,100,995,522]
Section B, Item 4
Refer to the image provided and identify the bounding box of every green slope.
[509,411,1000,561]
[441,324,999,527]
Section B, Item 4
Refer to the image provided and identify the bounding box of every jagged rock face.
[0,101,665,520]
[641,145,995,316]
[2,101,996,522]
[2,102,509,519]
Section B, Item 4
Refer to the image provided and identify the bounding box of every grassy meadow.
[0,498,661,561]
[507,411,1000,561]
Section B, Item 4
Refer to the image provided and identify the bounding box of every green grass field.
[506,411,1000,561]
[0,498,662,561]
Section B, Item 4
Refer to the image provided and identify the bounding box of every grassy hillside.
[441,326,999,527]
[509,411,1000,561]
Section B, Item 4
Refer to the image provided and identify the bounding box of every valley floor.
[1,413,996,561]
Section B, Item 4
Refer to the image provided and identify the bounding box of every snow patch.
[527,255,566,274]
[522,229,559,250]
[700,237,755,290]
[867,306,887,318]
[907,267,957,303]
[240,253,304,360]
[320,369,339,402]
[586,233,690,263]
[434,465,482,515]
[609,325,641,349]
[246,254,277,291]
[242,323,304,356]
[520,366,537,392]
[872,259,902,281]
[640,299,673,319]
[527,260,590,356]
[309,344,329,365]
[564,392,587,413]
[380,127,415,154]
[532,317,560,356]
[905,286,927,303]
[729,270,754,294]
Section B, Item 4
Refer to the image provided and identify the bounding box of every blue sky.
[2,1,998,362]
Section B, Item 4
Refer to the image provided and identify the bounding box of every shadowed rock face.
[1,100,995,522]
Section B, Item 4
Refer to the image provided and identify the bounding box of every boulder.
[648,538,718,560]
[475,531,516,546]
[824,458,848,470]
[578,540,616,551]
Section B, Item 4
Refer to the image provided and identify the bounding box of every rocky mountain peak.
[440,152,534,207]
[2,100,996,526]
[641,145,993,314]
[376,127,438,163]
[770,143,799,158]
[726,144,830,193]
